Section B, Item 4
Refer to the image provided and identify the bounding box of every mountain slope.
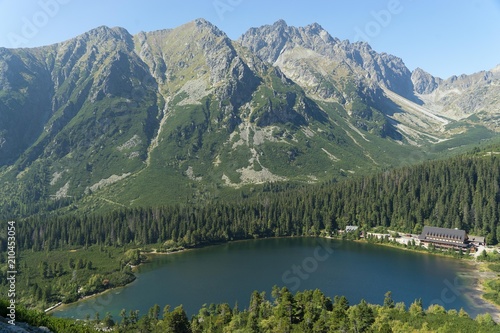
[239,20,496,146]
[239,20,414,99]
[97,20,418,209]
[412,66,500,131]
[0,19,497,218]
[0,26,161,215]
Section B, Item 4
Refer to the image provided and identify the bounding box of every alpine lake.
[52,237,491,320]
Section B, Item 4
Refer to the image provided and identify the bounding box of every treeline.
[0,162,77,220]
[2,288,498,333]
[5,152,499,253]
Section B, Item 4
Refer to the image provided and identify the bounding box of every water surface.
[53,238,483,319]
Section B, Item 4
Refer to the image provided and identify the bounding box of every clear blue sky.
[0,0,499,79]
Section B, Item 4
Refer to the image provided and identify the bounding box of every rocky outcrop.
[411,68,441,94]
[415,66,500,126]
[239,20,415,100]
[0,318,53,333]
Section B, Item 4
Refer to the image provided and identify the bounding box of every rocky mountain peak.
[240,21,415,100]
[304,22,337,42]
[411,67,441,94]
[238,20,341,65]
[193,18,226,37]
[305,22,324,31]
[238,20,291,64]
[171,18,233,49]
[273,19,288,28]
[77,25,133,45]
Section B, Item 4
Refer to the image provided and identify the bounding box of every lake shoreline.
[49,235,500,322]
[48,247,206,314]
[468,271,500,322]
[345,237,500,321]
[47,249,186,315]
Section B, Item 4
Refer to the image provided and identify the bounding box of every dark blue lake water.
[53,237,484,320]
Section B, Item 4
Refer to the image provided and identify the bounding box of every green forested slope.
[1,20,497,221]
[1,145,499,330]
[9,146,500,254]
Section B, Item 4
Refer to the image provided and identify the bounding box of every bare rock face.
[239,20,415,100]
[414,66,500,127]
[0,318,53,333]
[239,20,341,64]
[411,68,441,94]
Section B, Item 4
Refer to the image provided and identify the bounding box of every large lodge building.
[418,226,485,251]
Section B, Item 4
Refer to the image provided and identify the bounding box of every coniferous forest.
[1,147,500,332]
[7,149,500,254]
[1,288,499,333]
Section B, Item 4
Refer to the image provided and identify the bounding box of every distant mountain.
[0,19,496,218]
[412,65,500,131]
[239,20,415,99]
[239,21,498,144]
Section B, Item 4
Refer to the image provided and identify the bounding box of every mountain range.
[0,19,498,218]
